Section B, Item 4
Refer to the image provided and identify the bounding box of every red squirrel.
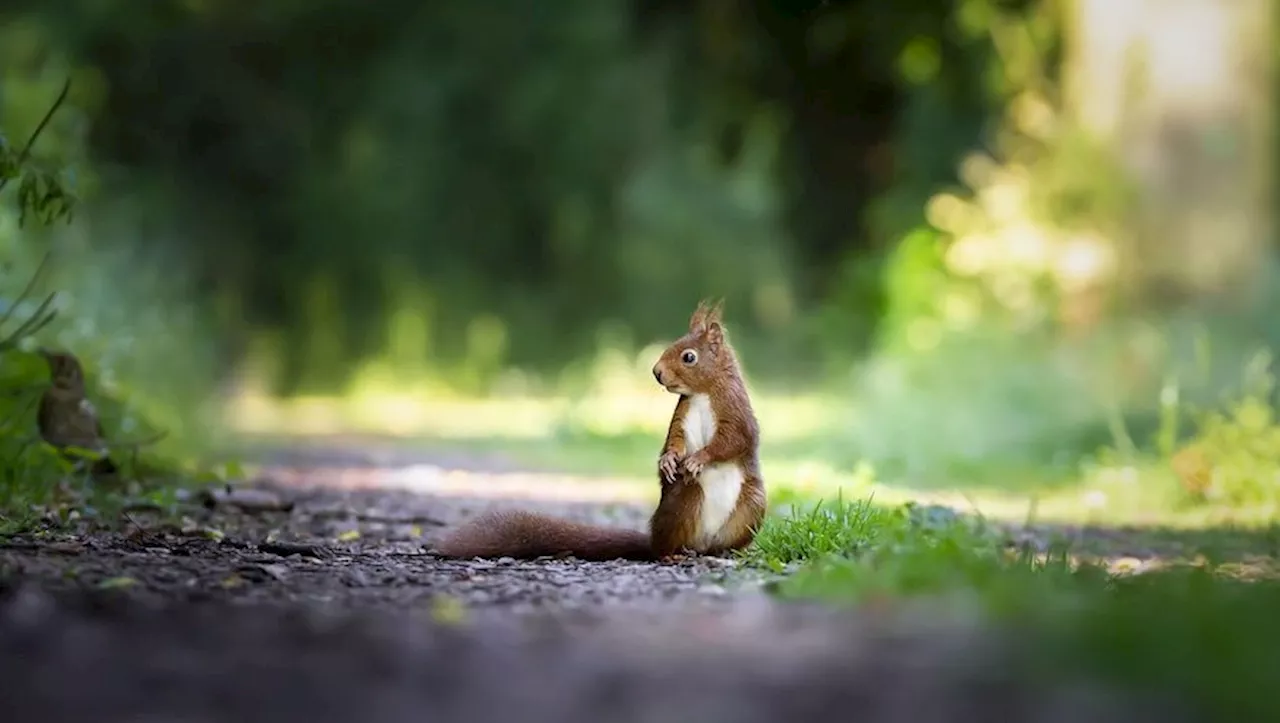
[433,299,766,562]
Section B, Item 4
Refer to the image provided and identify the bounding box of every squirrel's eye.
[681,349,697,365]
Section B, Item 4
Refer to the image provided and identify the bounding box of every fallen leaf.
[337,529,361,542]
[410,525,423,537]
[221,574,246,589]
[97,576,136,589]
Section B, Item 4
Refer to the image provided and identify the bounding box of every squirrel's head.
[652,298,732,395]
[39,348,86,393]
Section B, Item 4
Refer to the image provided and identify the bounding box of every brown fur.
[433,509,653,561]
[656,394,690,480]
[37,348,117,476]
[648,297,764,556]
[648,480,704,558]
[432,298,766,562]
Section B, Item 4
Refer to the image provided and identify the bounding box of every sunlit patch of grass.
[743,494,892,569]
[777,530,1084,607]
[221,378,852,487]
[745,487,1280,598]
[762,449,1280,531]
[742,493,1074,600]
[225,384,841,441]
[230,391,567,439]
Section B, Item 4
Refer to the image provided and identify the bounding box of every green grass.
[738,493,892,569]
[753,500,1086,602]
[740,493,1280,721]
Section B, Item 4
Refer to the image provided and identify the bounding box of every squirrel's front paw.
[680,453,706,480]
[658,451,681,485]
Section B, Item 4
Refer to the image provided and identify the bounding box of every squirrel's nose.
[652,365,663,384]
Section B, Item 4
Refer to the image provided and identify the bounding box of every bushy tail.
[432,509,654,561]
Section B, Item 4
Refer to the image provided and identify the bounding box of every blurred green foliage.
[0,0,1045,394]
[0,0,1275,520]
[1083,349,1280,512]
[0,60,223,524]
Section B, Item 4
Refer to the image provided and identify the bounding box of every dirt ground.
[0,443,1208,723]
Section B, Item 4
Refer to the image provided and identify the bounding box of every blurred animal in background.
[36,347,119,480]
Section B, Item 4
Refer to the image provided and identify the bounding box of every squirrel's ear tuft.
[706,321,724,353]
[705,297,724,327]
[688,301,709,333]
[689,297,725,333]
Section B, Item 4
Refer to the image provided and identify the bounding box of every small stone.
[258,563,291,581]
[200,487,295,513]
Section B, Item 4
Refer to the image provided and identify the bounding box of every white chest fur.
[682,394,743,543]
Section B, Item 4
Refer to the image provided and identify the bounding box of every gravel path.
[0,481,748,615]
[0,443,1211,722]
